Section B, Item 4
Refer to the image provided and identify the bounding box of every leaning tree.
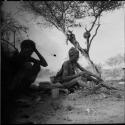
[21,1,123,77]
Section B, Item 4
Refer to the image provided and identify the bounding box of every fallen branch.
[80,72,120,91]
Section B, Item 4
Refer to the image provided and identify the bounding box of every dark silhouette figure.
[9,39,48,95]
[1,39,48,124]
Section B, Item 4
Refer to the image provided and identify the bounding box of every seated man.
[9,39,48,96]
[51,47,96,93]
[51,47,118,93]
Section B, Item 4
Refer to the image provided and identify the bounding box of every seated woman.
[49,47,93,93]
[50,47,118,93]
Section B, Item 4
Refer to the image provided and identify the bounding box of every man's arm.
[76,63,102,81]
[61,62,81,82]
[34,48,48,67]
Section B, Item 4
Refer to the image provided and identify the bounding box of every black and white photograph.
[1,1,125,124]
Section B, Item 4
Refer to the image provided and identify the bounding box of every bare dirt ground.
[11,81,125,124]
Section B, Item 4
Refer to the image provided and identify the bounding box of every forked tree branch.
[88,8,102,32]
[89,24,100,49]
[88,16,98,32]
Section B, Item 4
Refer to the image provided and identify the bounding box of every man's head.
[20,39,36,57]
[69,47,79,63]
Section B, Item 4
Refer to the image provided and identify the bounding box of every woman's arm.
[76,63,102,81]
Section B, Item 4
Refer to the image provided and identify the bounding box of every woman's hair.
[68,47,79,57]
[21,39,36,50]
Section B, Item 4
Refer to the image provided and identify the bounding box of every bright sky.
[2,2,124,72]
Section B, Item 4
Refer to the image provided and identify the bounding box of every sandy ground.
[11,81,125,124]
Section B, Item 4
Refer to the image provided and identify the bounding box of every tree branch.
[92,3,96,16]
[88,16,98,32]
[88,8,102,32]
[44,1,60,28]
[1,38,18,51]
[88,23,100,51]
[46,18,62,31]
[86,37,90,52]
[64,1,73,11]
[61,2,66,32]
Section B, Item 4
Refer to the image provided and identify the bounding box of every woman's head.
[69,47,79,62]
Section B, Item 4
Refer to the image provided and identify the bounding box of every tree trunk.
[85,54,101,77]
[65,31,101,77]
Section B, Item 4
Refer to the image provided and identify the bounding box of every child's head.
[20,39,36,57]
[21,39,36,50]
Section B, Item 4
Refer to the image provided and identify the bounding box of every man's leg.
[48,77,91,90]
[9,70,26,92]
[77,77,92,91]
[10,62,40,92]
[23,62,41,94]
[50,82,64,88]
[62,76,91,90]
[62,77,80,88]
[27,62,41,84]
[50,77,91,93]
